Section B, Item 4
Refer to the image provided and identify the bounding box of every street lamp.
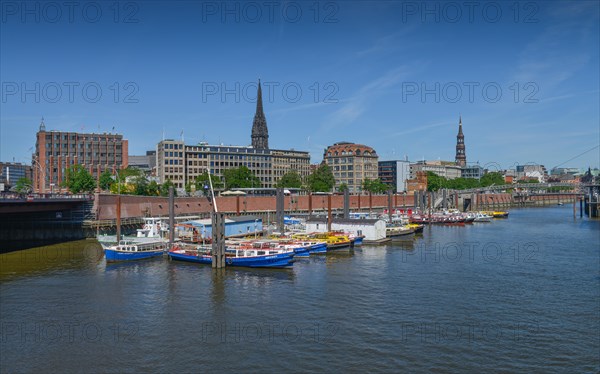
[30,157,46,194]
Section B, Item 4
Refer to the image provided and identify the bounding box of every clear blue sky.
[1,1,598,170]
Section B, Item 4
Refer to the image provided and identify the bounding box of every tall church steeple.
[251,79,269,149]
[455,115,466,167]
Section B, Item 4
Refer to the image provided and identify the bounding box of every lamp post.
[31,157,45,194]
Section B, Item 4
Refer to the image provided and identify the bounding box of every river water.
[1,206,598,373]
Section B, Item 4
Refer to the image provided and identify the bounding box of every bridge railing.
[0,192,94,201]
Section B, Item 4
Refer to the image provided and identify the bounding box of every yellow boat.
[481,211,509,218]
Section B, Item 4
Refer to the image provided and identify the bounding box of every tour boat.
[104,240,167,262]
[386,225,414,239]
[474,212,493,222]
[168,245,295,268]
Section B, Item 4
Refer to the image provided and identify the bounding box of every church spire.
[251,79,269,149]
[455,115,466,167]
[256,79,264,116]
[39,117,46,132]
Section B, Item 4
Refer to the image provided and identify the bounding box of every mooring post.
[369,192,372,215]
[116,195,121,242]
[327,193,332,232]
[211,212,225,268]
[573,197,576,219]
[387,190,393,223]
[580,197,583,217]
[308,193,312,218]
[276,188,284,234]
[169,186,175,247]
[343,188,350,219]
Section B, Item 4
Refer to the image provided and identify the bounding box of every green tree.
[223,166,261,189]
[64,165,96,193]
[426,171,447,191]
[480,172,505,187]
[306,164,335,192]
[362,178,390,194]
[160,179,177,197]
[337,183,348,192]
[99,170,114,191]
[117,166,142,180]
[194,172,224,195]
[276,170,302,188]
[14,177,32,194]
[132,176,149,196]
[147,181,160,196]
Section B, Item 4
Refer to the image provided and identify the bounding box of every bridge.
[456,182,579,194]
[0,193,95,252]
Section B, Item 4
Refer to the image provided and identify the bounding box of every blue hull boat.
[353,236,364,246]
[169,250,295,268]
[105,248,164,262]
[104,240,166,262]
[309,242,328,254]
[293,246,311,257]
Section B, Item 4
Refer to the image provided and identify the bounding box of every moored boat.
[104,240,167,262]
[168,245,295,268]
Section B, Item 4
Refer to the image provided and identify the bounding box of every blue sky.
[1,0,599,170]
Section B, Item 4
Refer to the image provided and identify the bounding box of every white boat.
[137,217,168,238]
[473,212,493,222]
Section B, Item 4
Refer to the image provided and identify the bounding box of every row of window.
[45,134,121,142]
[45,143,121,149]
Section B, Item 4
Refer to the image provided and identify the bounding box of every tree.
[223,166,261,189]
[480,172,505,187]
[362,178,390,194]
[306,164,335,192]
[160,179,177,197]
[64,165,96,193]
[276,170,302,188]
[337,183,348,192]
[426,171,447,191]
[132,176,149,196]
[194,172,224,194]
[117,166,142,180]
[147,181,160,196]
[14,177,32,194]
[99,170,114,191]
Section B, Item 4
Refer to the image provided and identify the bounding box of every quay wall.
[95,194,415,220]
[95,193,580,220]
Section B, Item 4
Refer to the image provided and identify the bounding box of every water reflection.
[0,240,103,280]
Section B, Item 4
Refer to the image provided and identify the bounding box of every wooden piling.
[116,195,121,242]
[343,189,349,219]
[211,212,225,268]
[387,190,393,223]
[168,187,175,247]
[327,194,332,232]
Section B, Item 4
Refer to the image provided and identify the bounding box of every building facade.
[0,162,33,191]
[128,150,156,175]
[323,142,379,193]
[33,119,128,193]
[378,160,410,193]
[516,164,548,182]
[410,160,462,180]
[156,141,310,189]
[461,164,484,179]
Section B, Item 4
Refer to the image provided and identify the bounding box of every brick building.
[33,119,128,193]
